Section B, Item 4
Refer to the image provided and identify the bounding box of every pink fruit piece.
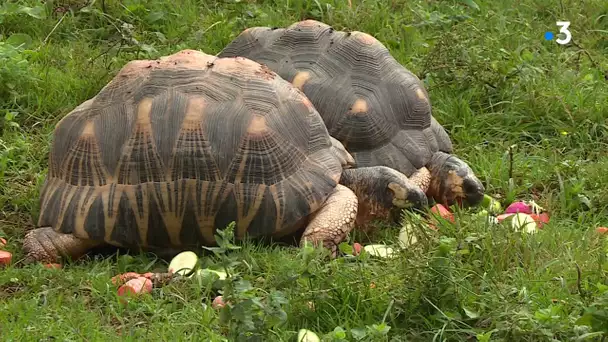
[529,213,550,228]
[0,250,12,266]
[597,227,608,235]
[0,238,7,247]
[117,277,153,297]
[505,201,532,214]
[111,272,143,286]
[496,213,515,222]
[212,295,226,309]
[44,263,62,269]
[431,204,455,223]
[352,243,363,256]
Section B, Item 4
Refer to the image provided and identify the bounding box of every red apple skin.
[212,295,226,309]
[352,243,363,256]
[431,204,455,223]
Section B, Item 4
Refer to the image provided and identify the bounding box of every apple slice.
[398,224,418,249]
[297,329,321,342]
[194,268,228,281]
[511,213,538,234]
[364,244,396,258]
[168,251,198,276]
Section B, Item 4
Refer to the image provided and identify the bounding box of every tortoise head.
[428,153,485,207]
[339,166,428,226]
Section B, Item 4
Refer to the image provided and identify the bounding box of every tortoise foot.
[22,227,102,264]
[300,184,358,258]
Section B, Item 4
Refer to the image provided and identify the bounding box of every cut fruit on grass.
[481,194,502,214]
[597,227,608,235]
[398,224,418,248]
[364,244,396,258]
[528,212,550,228]
[473,210,498,225]
[0,238,6,247]
[44,263,62,269]
[112,272,145,285]
[0,250,12,266]
[352,242,363,256]
[505,201,532,214]
[496,213,515,222]
[212,295,227,309]
[511,213,538,234]
[297,329,321,342]
[430,204,455,223]
[194,268,228,281]
[168,251,198,276]
[117,277,153,297]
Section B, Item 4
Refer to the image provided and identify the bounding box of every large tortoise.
[219,20,485,207]
[23,50,430,263]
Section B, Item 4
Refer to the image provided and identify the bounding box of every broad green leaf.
[18,6,46,19]
[6,33,33,48]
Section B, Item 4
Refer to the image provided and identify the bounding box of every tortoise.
[22,49,431,263]
[218,20,485,207]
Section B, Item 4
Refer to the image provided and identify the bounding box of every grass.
[1,0,608,340]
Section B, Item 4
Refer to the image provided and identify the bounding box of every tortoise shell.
[37,50,344,250]
[219,20,453,177]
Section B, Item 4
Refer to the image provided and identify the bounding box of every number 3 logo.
[556,21,572,45]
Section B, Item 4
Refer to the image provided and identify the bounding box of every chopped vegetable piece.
[297,329,321,342]
[363,244,396,258]
[212,295,226,309]
[352,243,363,256]
[0,250,12,266]
[117,277,152,297]
[511,213,537,234]
[168,251,198,276]
[398,224,418,248]
[431,204,455,223]
[505,201,532,214]
[111,272,144,285]
[195,268,228,281]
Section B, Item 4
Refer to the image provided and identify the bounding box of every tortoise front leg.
[22,227,103,264]
[300,184,358,257]
[409,167,431,193]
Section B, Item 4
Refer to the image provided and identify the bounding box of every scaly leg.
[409,167,431,193]
[300,184,358,257]
[22,227,103,264]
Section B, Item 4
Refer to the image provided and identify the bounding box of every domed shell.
[219,20,453,177]
[37,50,343,250]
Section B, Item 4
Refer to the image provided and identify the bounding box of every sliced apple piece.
[364,244,396,258]
[168,251,198,276]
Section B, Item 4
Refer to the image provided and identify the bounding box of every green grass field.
[1,0,607,340]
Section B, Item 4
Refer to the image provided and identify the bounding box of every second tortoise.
[219,20,485,207]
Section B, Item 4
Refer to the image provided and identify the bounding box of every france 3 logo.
[544,21,572,45]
